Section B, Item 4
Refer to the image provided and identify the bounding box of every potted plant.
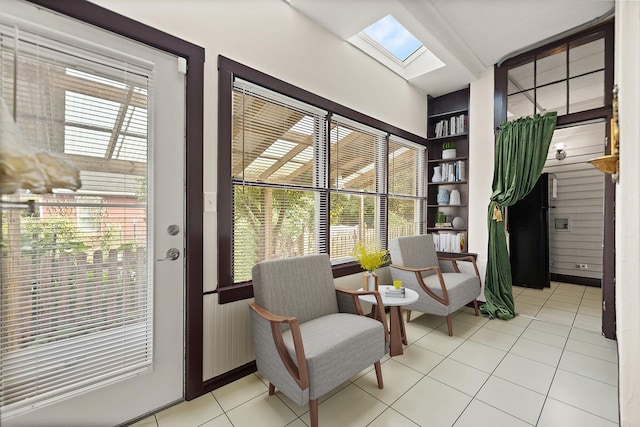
[442,141,457,159]
[352,241,389,291]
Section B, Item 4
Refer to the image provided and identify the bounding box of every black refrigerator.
[508,173,550,289]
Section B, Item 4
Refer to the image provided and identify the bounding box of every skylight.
[361,15,423,62]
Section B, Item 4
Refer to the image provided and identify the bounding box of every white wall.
[92,0,428,380]
[615,1,640,424]
[467,67,495,299]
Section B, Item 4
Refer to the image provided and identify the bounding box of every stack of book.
[384,287,406,298]
[432,232,466,252]
[433,114,467,137]
[438,161,466,182]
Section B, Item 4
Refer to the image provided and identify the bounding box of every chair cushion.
[423,272,481,312]
[252,255,339,324]
[282,313,385,400]
[389,235,439,277]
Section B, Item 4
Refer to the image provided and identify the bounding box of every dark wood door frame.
[25,0,207,398]
[494,21,616,339]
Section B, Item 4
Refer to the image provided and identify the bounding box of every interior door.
[1,1,185,425]
[508,173,550,289]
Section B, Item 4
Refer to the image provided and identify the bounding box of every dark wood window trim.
[495,20,616,340]
[217,55,427,304]
[25,0,207,399]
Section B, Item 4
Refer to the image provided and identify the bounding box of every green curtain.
[480,112,557,320]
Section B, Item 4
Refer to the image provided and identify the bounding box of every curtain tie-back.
[492,201,503,222]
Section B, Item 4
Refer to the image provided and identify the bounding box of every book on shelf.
[432,231,466,253]
[435,160,466,182]
[435,222,453,228]
[433,114,467,138]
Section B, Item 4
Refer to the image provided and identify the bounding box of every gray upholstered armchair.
[389,235,482,336]
[249,254,388,427]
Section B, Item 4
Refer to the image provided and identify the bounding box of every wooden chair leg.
[374,360,384,389]
[446,314,453,336]
[473,299,480,316]
[309,399,319,427]
[405,310,412,323]
[268,383,275,395]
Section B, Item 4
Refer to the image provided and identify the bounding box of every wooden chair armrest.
[437,255,482,286]
[389,264,449,306]
[335,288,389,344]
[249,302,309,390]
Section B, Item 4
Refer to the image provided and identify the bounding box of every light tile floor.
[131,282,619,427]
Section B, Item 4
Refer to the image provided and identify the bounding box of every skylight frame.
[359,14,426,67]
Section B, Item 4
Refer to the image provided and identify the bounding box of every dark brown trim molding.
[216,55,428,304]
[26,0,207,400]
[550,274,602,287]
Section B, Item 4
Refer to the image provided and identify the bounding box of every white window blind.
[0,19,153,419]
[388,135,426,239]
[329,116,385,262]
[231,80,326,283]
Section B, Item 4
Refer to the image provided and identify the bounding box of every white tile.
[212,373,268,411]
[569,328,617,349]
[548,293,583,305]
[520,327,568,348]
[535,307,577,326]
[527,319,571,337]
[543,299,579,313]
[407,312,447,329]
[302,384,387,427]
[476,376,545,425]
[354,359,423,405]
[522,288,553,298]
[559,351,618,386]
[449,340,506,373]
[394,342,445,374]
[580,297,602,308]
[368,408,421,427]
[129,416,158,427]
[453,399,532,427]
[436,317,482,339]
[548,369,619,422]
[468,327,518,351]
[573,313,601,332]
[285,420,309,427]
[538,398,618,427]
[156,393,224,427]
[514,294,548,306]
[578,304,602,317]
[200,414,234,427]
[493,353,556,394]
[453,310,489,327]
[428,358,489,396]
[482,319,527,337]
[225,392,298,427]
[392,377,472,426]
[403,319,433,343]
[413,329,465,356]
[565,338,618,363]
[514,301,542,317]
[510,338,563,367]
[582,291,602,301]
[584,286,602,295]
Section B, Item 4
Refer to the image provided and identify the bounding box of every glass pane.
[388,197,420,240]
[536,47,567,86]
[330,121,378,192]
[233,186,317,282]
[361,15,423,62]
[537,81,567,115]
[329,193,379,263]
[570,38,604,77]
[388,140,419,196]
[232,90,317,187]
[569,71,605,113]
[508,61,534,94]
[507,90,535,119]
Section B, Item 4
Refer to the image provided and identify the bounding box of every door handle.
[157,248,180,261]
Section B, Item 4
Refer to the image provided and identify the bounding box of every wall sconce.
[588,85,619,179]
[555,143,567,160]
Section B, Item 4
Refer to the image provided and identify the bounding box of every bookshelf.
[426,87,470,254]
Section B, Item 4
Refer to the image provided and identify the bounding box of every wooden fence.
[2,248,147,351]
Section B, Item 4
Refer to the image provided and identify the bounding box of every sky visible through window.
[362,15,423,62]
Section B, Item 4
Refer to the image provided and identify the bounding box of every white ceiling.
[288,0,614,97]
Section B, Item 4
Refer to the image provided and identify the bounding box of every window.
[361,15,424,63]
[0,20,152,417]
[218,57,427,302]
[505,27,610,119]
